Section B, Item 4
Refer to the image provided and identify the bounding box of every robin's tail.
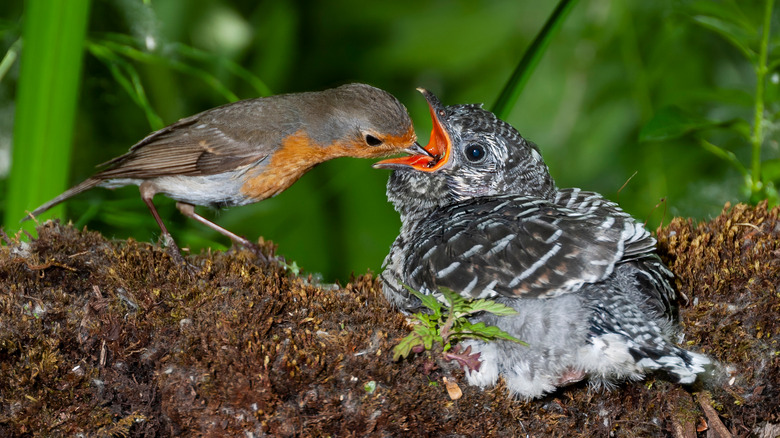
[21,178,103,222]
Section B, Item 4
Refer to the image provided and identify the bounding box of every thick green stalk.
[491,0,579,119]
[751,0,774,199]
[5,0,91,233]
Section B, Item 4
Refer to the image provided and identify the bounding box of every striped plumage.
[376,89,712,399]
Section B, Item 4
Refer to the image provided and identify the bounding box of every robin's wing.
[402,194,654,300]
[95,98,300,179]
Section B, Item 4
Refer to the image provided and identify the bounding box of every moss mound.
[0,202,778,436]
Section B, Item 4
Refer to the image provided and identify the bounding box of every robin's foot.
[236,239,272,264]
[161,233,199,273]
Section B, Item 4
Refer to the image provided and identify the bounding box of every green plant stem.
[439,311,455,345]
[5,0,91,232]
[98,39,241,103]
[751,0,774,196]
[86,42,164,130]
[698,139,749,178]
[0,39,21,84]
[491,0,579,119]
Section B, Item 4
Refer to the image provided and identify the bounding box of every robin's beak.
[404,142,433,157]
[373,88,451,171]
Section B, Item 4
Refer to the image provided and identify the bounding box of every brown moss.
[0,204,778,436]
[656,201,780,434]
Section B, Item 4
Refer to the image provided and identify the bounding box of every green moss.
[0,208,778,435]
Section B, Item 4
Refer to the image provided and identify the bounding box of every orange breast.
[239,130,354,201]
[239,126,416,201]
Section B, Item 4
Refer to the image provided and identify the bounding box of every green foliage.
[280,259,301,276]
[492,0,579,119]
[2,1,778,281]
[88,32,272,118]
[640,0,779,205]
[393,286,527,364]
[4,0,91,233]
[363,380,377,394]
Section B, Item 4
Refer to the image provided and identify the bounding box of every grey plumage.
[378,89,712,399]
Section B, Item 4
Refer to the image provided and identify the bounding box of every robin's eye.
[465,144,486,162]
[365,134,383,146]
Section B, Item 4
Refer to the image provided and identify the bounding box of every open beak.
[373,88,451,171]
[404,142,432,157]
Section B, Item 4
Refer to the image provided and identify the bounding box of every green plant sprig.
[639,0,778,205]
[393,285,527,372]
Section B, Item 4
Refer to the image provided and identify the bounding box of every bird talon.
[159,234,190,266]
[238,240,271,264]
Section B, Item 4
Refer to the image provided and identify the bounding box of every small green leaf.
[456,321,529,346]
[691,15,757,62]
[687,0,755,31]
[392,285,527,367]
[413,323,437,338]
[464,298,519,317]
[392,331,424,361]
[280,260,301,276]
[687,1,758,63]
[403,284,442,316]
[422,332,435,350]
[438,287,468,315]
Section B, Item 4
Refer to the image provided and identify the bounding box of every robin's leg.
[175,202,269,262]
[140,182,188,266]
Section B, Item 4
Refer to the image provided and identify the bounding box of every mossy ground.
[0,202,778,437]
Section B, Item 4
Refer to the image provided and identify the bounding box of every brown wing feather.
[95,97,301,180]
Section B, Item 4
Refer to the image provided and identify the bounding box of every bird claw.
[160,233,199,274]
[234,239,272,264]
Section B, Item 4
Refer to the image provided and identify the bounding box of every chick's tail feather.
[21,178,103,222]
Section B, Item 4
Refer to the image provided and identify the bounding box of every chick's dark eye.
[465,144,486,162]
[365,134,383,146]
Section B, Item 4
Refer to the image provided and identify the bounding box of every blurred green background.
[1,0,778,283]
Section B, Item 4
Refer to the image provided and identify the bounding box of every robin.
[25,83,427,261]
[373,89,712,399]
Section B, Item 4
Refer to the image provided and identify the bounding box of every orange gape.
[26,83,426,263]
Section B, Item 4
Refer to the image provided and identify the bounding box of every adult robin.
[26,83,426,261]
[374,89,713,399]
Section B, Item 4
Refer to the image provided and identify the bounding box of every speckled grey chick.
[374,89,713,399]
